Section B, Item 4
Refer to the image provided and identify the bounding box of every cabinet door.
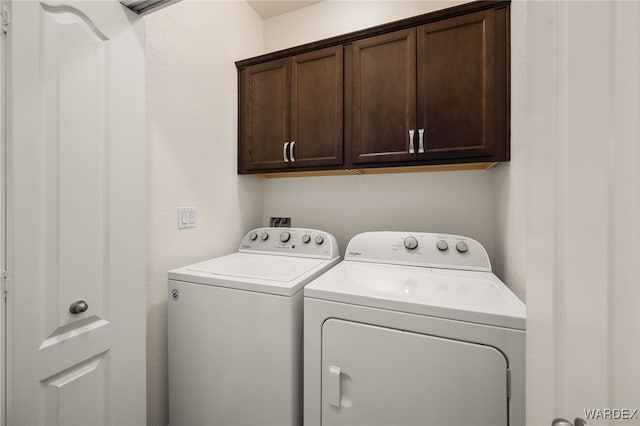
[239,59,290,171]
[291,46,344,168]
[417,8,505,161]
[349,29,417,165]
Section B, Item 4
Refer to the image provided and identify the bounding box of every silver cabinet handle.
[418,128,425,153]
[289,141,296,162]
[408,130,415,154]
[283,142,289,163]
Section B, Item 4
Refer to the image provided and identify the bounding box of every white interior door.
[321,319,508,426]
[6,1,146,425]
[526,2,640,425]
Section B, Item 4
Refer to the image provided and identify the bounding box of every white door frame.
[526,2,640,424]
[0,1,6,424]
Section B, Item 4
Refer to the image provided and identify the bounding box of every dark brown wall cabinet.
[348,28,417,165]
[237,1,510,175]
[239,46,343,172]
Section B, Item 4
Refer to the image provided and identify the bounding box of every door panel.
[350,29,417,165]
[42,353,108,426]
[291,46,343,168]
[240,59,290,171]
[8,2,146,425]
[417,9,498,160]
[41,4,108,339]
[321,319,507,426]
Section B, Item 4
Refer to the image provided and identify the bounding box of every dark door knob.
[69,300,88,315]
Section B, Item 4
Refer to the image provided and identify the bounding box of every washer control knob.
[404,236,419,250]
[456,241,469,253]
[302,234,311,244]
[260,232,269,241]
[314,235,324,245]
[279,231,291,243]
[249,232,258,241]
[436,240,449,251]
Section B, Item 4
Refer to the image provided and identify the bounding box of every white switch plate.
[177,207,197,229]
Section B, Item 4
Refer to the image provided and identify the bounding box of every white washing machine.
[304,231,525,426]
[168,227,340,426]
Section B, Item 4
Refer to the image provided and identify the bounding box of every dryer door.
[321,319,508,426]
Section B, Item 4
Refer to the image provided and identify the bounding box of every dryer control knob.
[302,234,311,244]
[404,236,419,250]
[260,232,269,241]
[249,232,258,241]
[279,231,291,243]
[314,235,324,245]
[436,240,449,251]
[456,241,469,253]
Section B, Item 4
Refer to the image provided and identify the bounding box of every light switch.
[178,207,197,229]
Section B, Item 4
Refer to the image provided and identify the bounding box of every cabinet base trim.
[253,162,497,178]
[354,162,497,174]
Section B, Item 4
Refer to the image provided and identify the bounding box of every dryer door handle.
[328,365,341,407]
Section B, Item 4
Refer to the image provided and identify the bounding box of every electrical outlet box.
[270,217,291,227]
[178,207,197,229]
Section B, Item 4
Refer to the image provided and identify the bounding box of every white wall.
[263,0,467,52]
[145,2,264,425]
[490,0,527,301]
[262,0,528,300]
[263,172,495,261]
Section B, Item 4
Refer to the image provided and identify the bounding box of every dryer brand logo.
[171,289,180,301]
[348,251,362,256]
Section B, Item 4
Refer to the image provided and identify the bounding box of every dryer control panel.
[239,227,339,260]
[345,231,491,272]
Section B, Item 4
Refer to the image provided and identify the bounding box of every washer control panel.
[345,231,491,272]
[239,227,339,259]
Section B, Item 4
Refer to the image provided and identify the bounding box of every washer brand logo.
[348,251,362,256]
[241,244,252,249]
[171,289,179,301]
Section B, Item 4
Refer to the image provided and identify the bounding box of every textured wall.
[490,0,527,301]
[145,3,263,425]
[263,0,468,52]
[263,172,496,262]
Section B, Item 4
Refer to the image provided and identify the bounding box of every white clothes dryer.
[168,227,340,426]
[304,231,525,426]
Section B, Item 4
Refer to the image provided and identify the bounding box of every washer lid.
[304,261,526,330]
[169,252,340,296]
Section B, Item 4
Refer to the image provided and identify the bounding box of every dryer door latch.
[328,365,342,408]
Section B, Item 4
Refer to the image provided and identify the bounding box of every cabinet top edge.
[235,0,510,69]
